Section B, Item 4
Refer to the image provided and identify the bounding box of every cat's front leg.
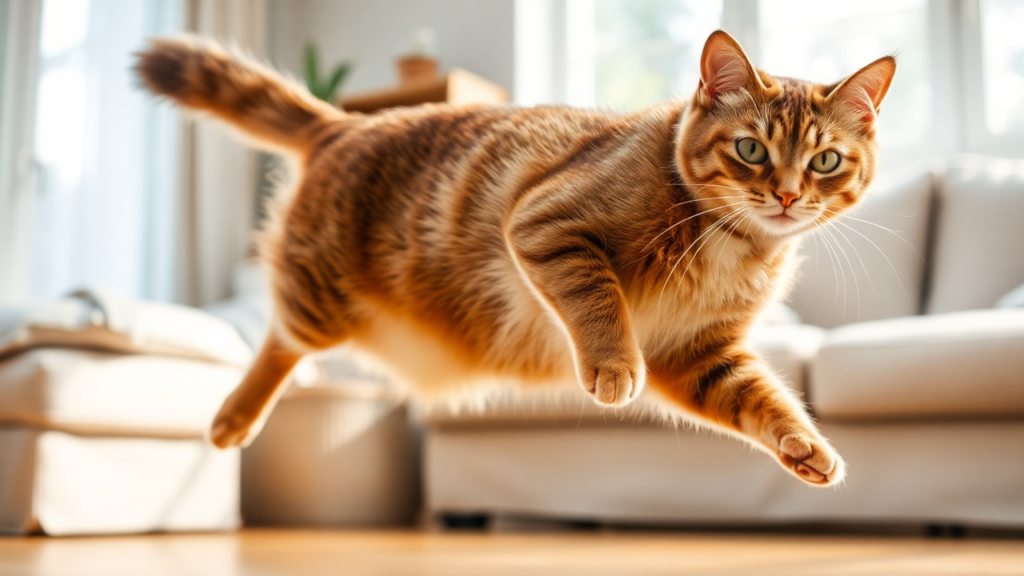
[648,345,845,486]
[506,203,645,406]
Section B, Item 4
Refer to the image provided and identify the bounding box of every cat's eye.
[736,138,768,164]
[810,150,841,173]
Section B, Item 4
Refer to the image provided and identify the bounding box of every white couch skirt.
[424,420,1024,528]
[0,427,240,535]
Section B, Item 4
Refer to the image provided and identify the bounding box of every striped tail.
[135,36,344,155]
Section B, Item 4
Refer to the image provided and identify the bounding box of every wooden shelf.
[338,68,509,114]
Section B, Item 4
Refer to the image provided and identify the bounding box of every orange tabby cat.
[137,30,894,486]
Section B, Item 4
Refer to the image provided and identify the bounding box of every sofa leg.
[926,523,967,538]
[440,513,490,530]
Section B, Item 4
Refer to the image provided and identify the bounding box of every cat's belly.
[346,300,578,397]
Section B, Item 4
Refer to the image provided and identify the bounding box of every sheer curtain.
[28,0,184,301]
[0,0,42,302]
[16,0,265,306]
[176,0,266,307]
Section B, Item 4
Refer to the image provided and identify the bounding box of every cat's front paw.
[775,431,846,487]
[579,359,646,407]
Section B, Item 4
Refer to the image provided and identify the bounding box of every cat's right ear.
[699,30,763,109]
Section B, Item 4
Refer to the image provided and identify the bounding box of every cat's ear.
[699,30,763,108]
[828,56,896,130]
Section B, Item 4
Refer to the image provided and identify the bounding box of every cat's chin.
[752,213,811,238]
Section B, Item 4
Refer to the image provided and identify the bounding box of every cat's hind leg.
[210,268,357,448]
[209,327,306,448]
[647,344,845,487]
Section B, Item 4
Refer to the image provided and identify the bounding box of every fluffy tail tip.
[134,38,191,97]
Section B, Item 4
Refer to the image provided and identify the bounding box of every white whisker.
[823,208,925,263]
[826,219,881,298]
[820,222,859,321]
[656,207,744,305]
[639,201,748,254]
[827,216,910,297]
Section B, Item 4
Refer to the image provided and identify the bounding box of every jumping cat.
[137,30,895,486]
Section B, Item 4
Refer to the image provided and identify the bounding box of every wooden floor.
[1,529,1023,576]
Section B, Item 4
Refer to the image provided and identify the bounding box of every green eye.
[736,138,768,164]
[810,150,841,173]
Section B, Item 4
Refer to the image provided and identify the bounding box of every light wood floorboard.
[1,529,1023,576]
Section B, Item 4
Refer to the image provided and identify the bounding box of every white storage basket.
[241,384,420,526]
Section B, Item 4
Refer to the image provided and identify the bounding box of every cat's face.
[676,31,896,238]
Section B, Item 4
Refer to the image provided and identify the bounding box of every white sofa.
[421,155,1024,530]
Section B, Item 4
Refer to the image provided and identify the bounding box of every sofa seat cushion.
[0,349,243,436]
[423,324,825,428]
[810,309,1024,419]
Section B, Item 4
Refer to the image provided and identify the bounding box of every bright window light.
[980,0,1024,135]
[758,0,930,148]
[585,0,723,110]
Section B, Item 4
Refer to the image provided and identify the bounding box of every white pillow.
[996,283,1024,308]
[0,287,252,366]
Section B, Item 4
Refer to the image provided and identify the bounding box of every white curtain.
[1,0,265,307]
[0,0,42,302]
[176,0,267,306]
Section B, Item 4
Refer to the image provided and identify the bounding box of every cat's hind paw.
[776,432,846,487]
[208,410,263,449]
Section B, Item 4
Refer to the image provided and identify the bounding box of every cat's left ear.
[828,56,897,130]
[699,30,764,109]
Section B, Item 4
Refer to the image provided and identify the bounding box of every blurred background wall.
[267,0,515,97]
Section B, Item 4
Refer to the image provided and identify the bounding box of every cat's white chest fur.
[630,227,767,354]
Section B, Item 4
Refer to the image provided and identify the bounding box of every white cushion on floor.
[0,287,252,366]
[927,156,1024,314]
[0,349,242,436]
[788,166,934,328]
[810,309,1024,418]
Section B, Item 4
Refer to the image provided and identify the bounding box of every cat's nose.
[773,190,800,207]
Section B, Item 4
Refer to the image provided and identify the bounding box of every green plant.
[304,41,352,103]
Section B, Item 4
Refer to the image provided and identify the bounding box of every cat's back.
[292,102,634,281]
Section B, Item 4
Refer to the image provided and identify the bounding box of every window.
[517,0,1024,163]
[980,0,1024,135]
[30,0,182,300]
[588,0,722,110]
[758,0,930,149]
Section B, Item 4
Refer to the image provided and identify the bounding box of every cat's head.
[676,30,896,238]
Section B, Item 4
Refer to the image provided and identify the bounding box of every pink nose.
[774,191,799,207]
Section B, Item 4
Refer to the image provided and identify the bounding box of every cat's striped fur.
[137,31,894,486]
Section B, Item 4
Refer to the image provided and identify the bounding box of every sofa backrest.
[926,155,1024,314]
[788,166,934,328]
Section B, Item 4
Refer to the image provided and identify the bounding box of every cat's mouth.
[754,207,811,236]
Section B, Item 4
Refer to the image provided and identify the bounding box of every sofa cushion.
[0,288,252,367]
[997,282,1024,308]
[423,323,825,428]
[0,349,242,436]
[927,156,1024,314]
[788,166,934,328]
[810,309,1024,419]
